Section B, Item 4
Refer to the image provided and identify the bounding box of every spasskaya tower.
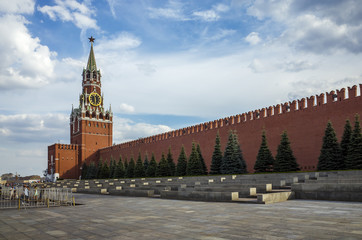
[70,36,113,165]
[48,37,113,180]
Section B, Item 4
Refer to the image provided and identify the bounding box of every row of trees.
[81,130,248,179]
[318,115,362,170]
[81,143,208,179]
[252,130,299,173]
[81,114,361,179]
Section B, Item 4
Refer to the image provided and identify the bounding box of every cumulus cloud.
[245,32,261,45]
[0,113,68,143]
[112,117,172,144]
[0,0,34,14]
[119,103,135,113]
[283,60,314,72]
[38,0,98,31]
[0,14,56,90]
[247,0,362,54]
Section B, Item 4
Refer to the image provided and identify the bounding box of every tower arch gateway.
[47,37,113,181]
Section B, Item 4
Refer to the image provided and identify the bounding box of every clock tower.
[70,37,113,173]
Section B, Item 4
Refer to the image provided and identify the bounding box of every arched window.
[86,111,90,118]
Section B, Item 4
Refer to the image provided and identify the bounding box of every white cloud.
[38,0,98,31]
[0,113,68,143]
[0,0,35,14]
[0,14,56,90]
[96,33,141,52]
[148,0,188,21]
[193,10,220,22]
[245,32,261,45]
[113,117,172,144]
[246,0,362,54]
[119,103,135,113]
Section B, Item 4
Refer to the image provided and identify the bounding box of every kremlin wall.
[47,39,362,180]
[99,85,362,173]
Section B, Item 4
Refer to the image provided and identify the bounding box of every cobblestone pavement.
[0,194,362,240]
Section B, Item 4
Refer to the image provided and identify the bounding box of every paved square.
[0,194,362,239]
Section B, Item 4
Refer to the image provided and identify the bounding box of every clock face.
[89,92,101,106]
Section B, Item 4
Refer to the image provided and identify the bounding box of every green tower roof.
[86,36,97,72]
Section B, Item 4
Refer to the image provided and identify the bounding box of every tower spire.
[87,36,97,72]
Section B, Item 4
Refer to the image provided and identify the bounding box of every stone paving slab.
[1,193,362,239]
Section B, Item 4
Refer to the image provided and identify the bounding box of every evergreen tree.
[317,121,342,170]
[114,156,125,178]
[86,161,97,179]
[167,147,176,176]
[176,146,187,176]
[146,153,157,177]
[340,119,352,169]
[210,131,223,175]
[196,144,208,175]
[157,153,169,177]
[254,130,274,172]
[100,161,110,179]
[233,133,248,173]
[109,157,115,178]
[124,158,128,176]
[274,131,299,172]
[126,157,135,178]
[221,131,245,174]
[143,154,149,173]
[187,142,204,176]
[96,159,103,179]
[134,152,145,178]
[81,162,88,179]
[346,115,362,169]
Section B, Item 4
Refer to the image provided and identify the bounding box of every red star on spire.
[88,36,95,42]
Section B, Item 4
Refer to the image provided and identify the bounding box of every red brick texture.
[99,85,362,173]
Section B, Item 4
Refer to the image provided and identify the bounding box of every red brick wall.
[99,85,362,172]
[48,144,78,179]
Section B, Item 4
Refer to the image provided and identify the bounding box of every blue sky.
[1,0,362,176]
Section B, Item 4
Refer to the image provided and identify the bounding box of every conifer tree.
[100,161,110,179]
[146,153,157,177]
[254,130,274,172]
[176,145,187,176]
[317,121,342,170]
[346,114,362,169]
[233,133,248,173]
[340,119,352,169]
[167,147,176,176]
[157,153,169,177]
[126,157,135,178]
[187,142,204,176]
[210,131,223,175]
[86,161,97,179]
[196,144,208,175]
[81,162,88,179]
[114,156,125,178]
[124,158,128,176]
[221,131,245,174]
[109,157,115,178]
[134,152,145,178]
[143,154,149,173]
[274,131,299,172]
[96,159,103,179]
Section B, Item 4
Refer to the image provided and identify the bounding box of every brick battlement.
[103,84,361,152]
